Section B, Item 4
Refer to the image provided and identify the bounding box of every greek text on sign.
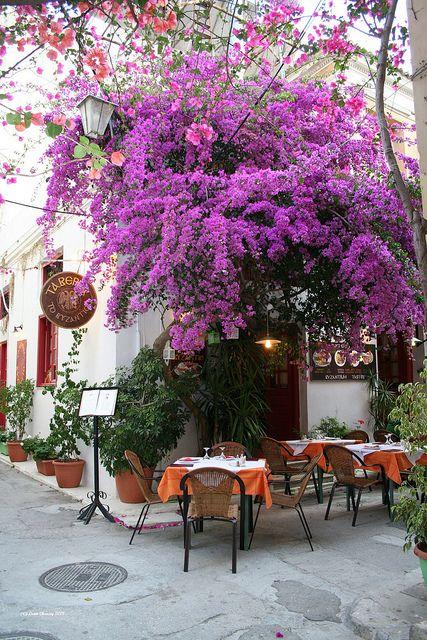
[40,272,97,329]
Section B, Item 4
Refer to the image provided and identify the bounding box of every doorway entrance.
[265,354,300,441]
[377,333,413,393]
[0,341,7,430]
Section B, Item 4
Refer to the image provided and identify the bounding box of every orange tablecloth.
[282,440,362,471]
[158,464,272,508]
[363,451,427,485]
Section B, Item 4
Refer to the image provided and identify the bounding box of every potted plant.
[22,434,57,476]
[3,379,34,462]
[390,371,427,585]
[100,347,190,503]
[0,430,8,456]
[44,330,90,488]
[309,416,349,439]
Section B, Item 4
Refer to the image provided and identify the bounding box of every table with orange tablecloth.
[157,459,272,550]
[281,439,362,503]
[282,439,362,472]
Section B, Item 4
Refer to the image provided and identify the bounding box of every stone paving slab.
[0,462,425,640]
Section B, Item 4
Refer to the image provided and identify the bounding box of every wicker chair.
[324,445,386,526]
[250,454,321,551]
[260,437,320,502]
[124,450,165,545]
[210,441,251,458]
[373,429,400,443]
[345,429,369,443]
[179,467,245,573]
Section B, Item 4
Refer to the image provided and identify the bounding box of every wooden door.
[377,333,413,393]
[0,341,7,429]
[265,355,300,441]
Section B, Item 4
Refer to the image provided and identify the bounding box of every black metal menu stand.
[77,387,118,525]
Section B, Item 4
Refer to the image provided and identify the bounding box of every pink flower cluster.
[40,54,423,352]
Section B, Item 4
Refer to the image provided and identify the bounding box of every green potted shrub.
[3,379,34,462]
[44,330,90,488]
[100,347,190,503]
[309,416,348,439]
[22,434,57,476]
[0,429,7,456]
[390,371,427,585]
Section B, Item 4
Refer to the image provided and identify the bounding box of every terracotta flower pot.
[36,459,56,476]
[7,441,28,462]
[53,459,85,488]
[115,468,154,503]
[414,542,427,586]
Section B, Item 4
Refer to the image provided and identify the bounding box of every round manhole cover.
[0,634,58,640]
[39,562,127,592]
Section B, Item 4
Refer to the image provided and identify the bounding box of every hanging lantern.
[77,95,116,139]
[255,305,281,349]
[255,336,281,349]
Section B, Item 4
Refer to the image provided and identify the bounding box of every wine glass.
[203,447,210,460]
[385,434,392,445]
[219,446,226,460]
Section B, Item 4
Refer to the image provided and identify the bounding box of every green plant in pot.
[309,416,348,440]
[390,370,427,585]
[0,429,7,456]
[22,434,58,476]
[44,329,90,488]
[2,379,34,462]
[100,347,190,503]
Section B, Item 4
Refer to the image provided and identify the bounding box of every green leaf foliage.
[43,329,90,460]
[309,416,348,439]
[3,379,34,441]
[195,335,267,451]
[6,112,22,126]
[45,122,63,138]
[99,347,190,475]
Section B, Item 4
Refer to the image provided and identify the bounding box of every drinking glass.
[219,446,226,459]
[203,447,210,460]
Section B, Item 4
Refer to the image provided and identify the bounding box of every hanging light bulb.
[255,305,281,349]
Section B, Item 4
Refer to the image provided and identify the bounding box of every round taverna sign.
[40,272,97,329]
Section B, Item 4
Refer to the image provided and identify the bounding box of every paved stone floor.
[0,464,425,640]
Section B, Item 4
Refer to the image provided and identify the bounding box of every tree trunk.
[152,323,208,449]
[376,0,427,324]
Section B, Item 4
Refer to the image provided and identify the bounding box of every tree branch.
[376,0,427,323]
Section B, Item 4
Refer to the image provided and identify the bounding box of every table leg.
[317,467,324,504]
[388,479,395,520]
[240,495,253,550]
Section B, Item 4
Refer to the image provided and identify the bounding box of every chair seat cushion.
[188,502,238,520]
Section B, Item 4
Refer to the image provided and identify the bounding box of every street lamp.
[77,95,116,139]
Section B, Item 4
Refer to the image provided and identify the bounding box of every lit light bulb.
[265,339,272,349]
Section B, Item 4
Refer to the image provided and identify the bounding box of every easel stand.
[78,415,115,525]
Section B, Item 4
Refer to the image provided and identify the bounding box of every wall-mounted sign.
[16,339,27,383]
[310,344,375,381]
[40,272,97,329]
[169,350,205,378]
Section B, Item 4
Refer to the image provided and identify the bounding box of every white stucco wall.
[306,380,371,435]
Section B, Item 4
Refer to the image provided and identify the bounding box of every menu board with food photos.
[310,344,375,381]
[169,350,205,379]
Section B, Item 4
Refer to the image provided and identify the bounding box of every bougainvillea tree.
[39,52,423,353]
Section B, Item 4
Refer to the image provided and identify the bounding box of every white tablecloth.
[175,458,266,472]
[286,439,358,456]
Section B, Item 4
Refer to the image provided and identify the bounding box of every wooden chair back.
[294,454,322,502]
[324,445,359,485]
[124,450,155,503]
[211,441,250,458]
[180,467,245,519]
[373,429,399,443]
[346,429,369,443]
[260,437,293,473]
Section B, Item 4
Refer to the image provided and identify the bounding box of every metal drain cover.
[0,634,58,640]
[39,562,127,592]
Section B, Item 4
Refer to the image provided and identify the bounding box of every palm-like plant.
[196,335,267,450]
